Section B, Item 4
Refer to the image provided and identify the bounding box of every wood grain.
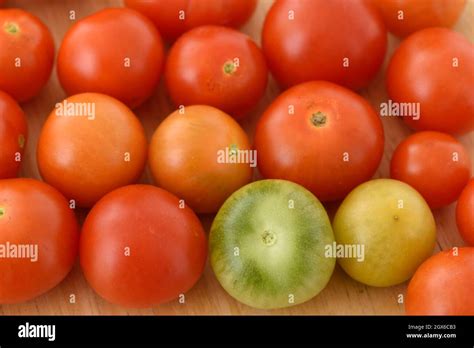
[0,0,472,315]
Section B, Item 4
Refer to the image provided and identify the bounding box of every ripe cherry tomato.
[149,105,253,213]
[124,0,257,41]
[406,247,474,315]
[0,178,79,304]
[254,81,384,202]
[80,185,207,308]
[390,131,471,209]
[372,0,466,37]
[37,93,148,208]
[165,26,267,119]
[386,28,474,134]
[457,179,474,246]
[57,8,164,109]
[0,91,27,179]
[262,0,387,90]
[0,9,54,102]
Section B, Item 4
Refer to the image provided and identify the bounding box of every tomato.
[262,0,387,90]
[149,105,253,213]
[210,180,335,309]
[372,0,466,38]
[37,93,147,208]
[390,131,471,209]
[456,179,474,246]
[80,184,207,308]
[0,9,54,102]
[0,91,27,179]
[57,8,164,109]
[254,81,384,202]
[406,247,474,315]
[386,28,474,134]
[0,178,79,304]
[165,26,268,119]
[333,179,436,287]
[124,0,257,41]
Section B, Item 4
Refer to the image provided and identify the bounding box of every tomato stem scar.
[4,22,19,34]
[310,112,327,127]
[223,61,236,75]
[0,207,5,218]
[262,230,277,246]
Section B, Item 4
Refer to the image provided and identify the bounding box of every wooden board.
[1,0,473,315]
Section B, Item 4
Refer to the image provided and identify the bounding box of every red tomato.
[0,91,27,178]
[372,0,466,37]
[457,179,474,246]
[0,9,54,102]
[149,105,253,213]
[124,0,257,41]
[37,93,148,208]
[262,0,387,90]
[406,247,474,315]
[80,185,207,308]
[0,178,79,304]
[165,26,268,118]
[254,81,385,202]
[390,131,471,209]
[386,28,474,134]
[57,8,164,109]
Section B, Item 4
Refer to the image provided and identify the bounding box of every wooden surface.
[1,0,472,315]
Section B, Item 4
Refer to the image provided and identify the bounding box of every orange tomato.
[456,179,474,246]
[165,26,268,119]
[0,178,79,304]
[57,8,164,108]
[80,184,207,308]
[372,0,466,37]
[0,9,54,102]
[37,93,148,208]
[390,131,471,209]
[149,105,253,213]
[254,81,384,202]
[262,0,387,90]
[0,91,27,178]
[386,28,474,134]
[406,247,474,315]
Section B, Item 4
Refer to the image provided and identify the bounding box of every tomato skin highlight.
[372,0,466,38]
[149,105,253,213]
[0,91,27,179]
[390,131,471,209]
[0,9,55,102]
[0,178,79,304]
[165,26,267,119]
[37,93,148,208]
[262,0,387,90]
[57,8,164,109]
[80,185,208,308]
[386,27,474,135]
[456,179,474,246]
[124,0,257,41]
[406,247,474,315]
[254,81,384,202]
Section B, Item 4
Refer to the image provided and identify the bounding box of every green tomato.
[210,179,335,309]
[333,179,436,287]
